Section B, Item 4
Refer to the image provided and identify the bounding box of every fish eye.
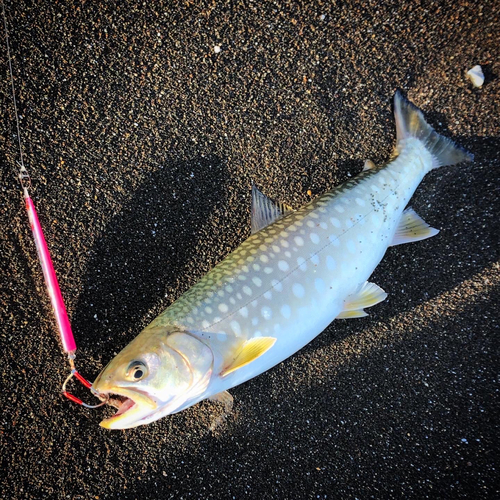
[126,361,148,381]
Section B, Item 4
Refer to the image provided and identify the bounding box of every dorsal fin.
[251,184,293,234]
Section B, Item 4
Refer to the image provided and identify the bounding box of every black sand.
[1,1,498,498]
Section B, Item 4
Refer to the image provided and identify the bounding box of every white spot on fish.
[280,304,291,319]
[297,256,307,271]
[239,307,249,318]
[225,285,233,293]
[371,184,380,193]
[293,283,305,298]
[261,306,272,320]
[264,267,273,274]
[334,205,345,213]
[253,263,261,271]
[264,290,272,300]
[272,245,280,253]
[320,222,328,230]
[307,220,315,228]
[345,219,354,229]
[201,320,210,328]
[218,303,229,313]
[281,240,289,248]
[285,251,292,258]
[294,236,304,246]
[205,306,213,314]
[326,255,336,270]
[328,234,340,247]
[252,317,259,326]
[260,255,269,264]
[311,254,320,265]
[252,277,262,287]
[310,233,320,244]
[272,279,283,292]
[278,260,290,272]
[243,286,252,296]
[315,278,325,293]
[186,317,194,324]
[355,197,365,207]
[378,176,386,185]
[230,321,241,336]
[347,240,356,254]
[330,217,341,228]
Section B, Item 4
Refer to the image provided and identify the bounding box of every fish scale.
[155,141,427,343]
[93,92,473,428]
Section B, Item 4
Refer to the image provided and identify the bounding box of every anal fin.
[337,282,387,319]
[221,337,276,377]
[391,208,439,246]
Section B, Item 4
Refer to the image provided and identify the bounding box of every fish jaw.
[93,329,215,429]
[94,383,159,429]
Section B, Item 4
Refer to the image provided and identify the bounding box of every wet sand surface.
[1,1,498,498]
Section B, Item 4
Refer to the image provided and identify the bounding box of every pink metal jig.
[3,1,106,410]
[22,177,107,408]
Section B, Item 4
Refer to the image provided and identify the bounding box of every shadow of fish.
[93,92,473,429]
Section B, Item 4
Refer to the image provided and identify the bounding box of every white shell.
[466,65,484,87]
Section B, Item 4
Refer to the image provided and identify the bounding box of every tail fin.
[394,91,473,168]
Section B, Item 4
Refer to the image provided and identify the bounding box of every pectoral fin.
[337,281,387,319]
[209,391,234,412]
[221,337,277,377]
[208,391,234,431]
[391,208,439,246]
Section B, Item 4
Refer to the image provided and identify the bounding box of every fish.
[93,91,473,429]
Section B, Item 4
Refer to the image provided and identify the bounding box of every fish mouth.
[97,387,158,429]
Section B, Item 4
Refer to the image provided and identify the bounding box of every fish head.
[93,327,214,429]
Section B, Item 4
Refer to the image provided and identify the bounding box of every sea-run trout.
[93,92,472,429]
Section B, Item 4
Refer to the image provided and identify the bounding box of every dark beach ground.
[1,1,498,498]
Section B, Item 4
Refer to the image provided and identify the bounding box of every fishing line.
[2,0,106,409]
